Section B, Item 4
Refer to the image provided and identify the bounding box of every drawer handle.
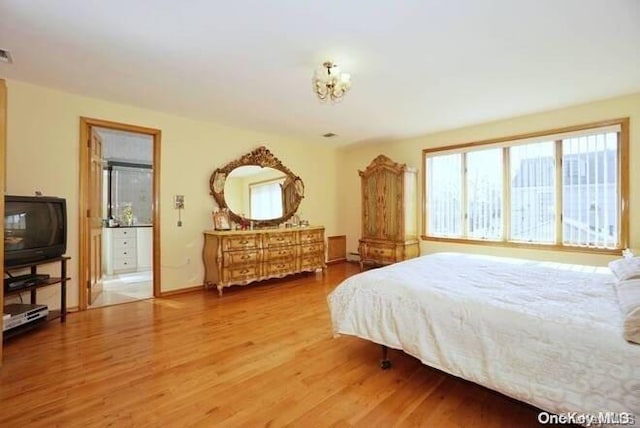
[123,241,127,245]
[279,251,286,255]
[240,240,249,244]
[240,255,250,259]
[240,269,249,274]
[277,264,284,269]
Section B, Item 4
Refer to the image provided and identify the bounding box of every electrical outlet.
[174,195,184,209]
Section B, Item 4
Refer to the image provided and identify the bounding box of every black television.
[4,195,67,267]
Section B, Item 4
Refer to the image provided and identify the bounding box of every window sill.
[420,235,623,256]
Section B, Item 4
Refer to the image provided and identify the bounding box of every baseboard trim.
[160,285,204,297]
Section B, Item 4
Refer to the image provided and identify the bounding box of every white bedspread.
[328,253,640,424]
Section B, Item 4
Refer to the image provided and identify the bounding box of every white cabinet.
[136,227,152,270]
[103,228,137,275]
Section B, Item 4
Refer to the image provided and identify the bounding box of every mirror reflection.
[224,166,286,220]
[210,146,305,228]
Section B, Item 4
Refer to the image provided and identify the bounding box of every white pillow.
[614,279,640,345]
[608,257,640,281]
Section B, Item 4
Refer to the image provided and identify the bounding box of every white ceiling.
[1,1,639,146]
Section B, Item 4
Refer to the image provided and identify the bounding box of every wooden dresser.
[359,155,419,270]
[203,226,326,295]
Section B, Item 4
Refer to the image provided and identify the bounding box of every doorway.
[79,118,161,310]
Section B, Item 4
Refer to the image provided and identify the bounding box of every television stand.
[5,273,51,292]
[3,256,70,340]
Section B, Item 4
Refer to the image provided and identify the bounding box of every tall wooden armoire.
[358,155,419,270]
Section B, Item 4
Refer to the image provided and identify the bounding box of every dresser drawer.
[300,242,324,256]
[301,255,324,270]
[115,247,137,259]
[113,238,136,250]
[264,247,296,261]
[111,228,136,239]
[264,232,296,247]
[299,229,324,244]
[222,234,261,251]
[224,265,260,282]
[113,257,136,271]
[223,250,260,267]
[266,260,296,276]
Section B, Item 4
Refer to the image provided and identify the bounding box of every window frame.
[421,118,629,255]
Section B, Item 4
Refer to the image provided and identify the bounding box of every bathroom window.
[106,162,153,225]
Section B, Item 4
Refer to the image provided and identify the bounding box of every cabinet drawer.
[299,229,324,244]
[223,250,260,267]
[301,255,324,270]
[111,228,136,239]
[115,248,137,259]
[300,243,324,256]
[363,244,395,261]
[222,234,261,251]
[264,232,296,248]
[224,265,259,282]
[266,260,296,276]
[113,257,136,271]
[113,238,136,250]
[264,247,296,261]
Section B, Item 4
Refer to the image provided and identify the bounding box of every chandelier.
[312,61,351,102]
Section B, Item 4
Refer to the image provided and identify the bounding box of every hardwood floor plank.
[0,262,560,427]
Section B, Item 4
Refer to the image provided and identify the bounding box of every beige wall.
[337,92,640,266]
[6,78,638,312]
[224,176,245,216]
[4,80,339,309]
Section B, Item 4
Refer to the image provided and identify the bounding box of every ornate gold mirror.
[209,146,304,228]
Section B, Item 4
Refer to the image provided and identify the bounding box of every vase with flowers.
[121,204,134,226]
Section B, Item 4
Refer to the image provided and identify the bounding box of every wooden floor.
[1,262,552,427]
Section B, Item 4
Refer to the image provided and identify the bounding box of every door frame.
[0,79,7,356]
[78,117,161,310]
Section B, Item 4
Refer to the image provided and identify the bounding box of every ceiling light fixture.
[312,61,351,102]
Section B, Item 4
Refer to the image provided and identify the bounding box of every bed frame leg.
[380,345,392,370]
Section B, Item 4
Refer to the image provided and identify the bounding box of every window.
[427,154,462,237]
[108,164,153,225]
[562,132,619,248]
[466,148,503,239]
[423,119,628,253]
[510,141,555,243]
[250,179,284,220]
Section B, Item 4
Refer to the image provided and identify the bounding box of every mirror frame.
[209,146,305,228]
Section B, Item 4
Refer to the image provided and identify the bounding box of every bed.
[328,252,640,424]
